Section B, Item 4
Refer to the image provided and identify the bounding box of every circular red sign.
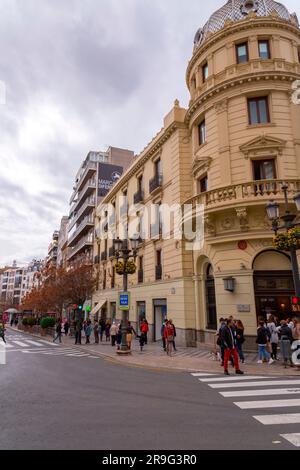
[238,240,248,251]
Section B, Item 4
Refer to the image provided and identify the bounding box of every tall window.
[248,97,270,125]
[205,264,217,330]
[155,159,161,177]
[253,159,276,180]
[199,175,208,193]
[198,120,206,146]
[155,250,162,281]
[236,42,249,64]
[138,175,143,193]
[259,40,271,59]
[202,62,208,82]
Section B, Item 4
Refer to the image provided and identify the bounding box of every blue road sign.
[119,292,130,311]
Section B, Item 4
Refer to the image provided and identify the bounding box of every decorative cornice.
[240,133,287,159]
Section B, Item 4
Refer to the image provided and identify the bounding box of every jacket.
[140,322,149,333]
[279,325,293,343]
[267,322,279,344]
[85,325,93,336]
[164,324,175,339]
[256,326,270,345]
[221,325,237,350]
[110,324,118,336]
[236,328,245,345]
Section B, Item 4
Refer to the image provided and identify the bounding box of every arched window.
[205,264,217,330]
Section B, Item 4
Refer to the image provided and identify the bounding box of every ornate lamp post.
[113,237,139,353]
[266,182,300,297]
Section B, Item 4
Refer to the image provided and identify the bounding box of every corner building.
[93,0,300,347]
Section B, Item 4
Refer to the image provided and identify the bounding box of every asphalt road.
[0,330,298,450]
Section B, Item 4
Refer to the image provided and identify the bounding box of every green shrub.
[27,318,36,327]
[22,318,28,326]
[40,317,56,329]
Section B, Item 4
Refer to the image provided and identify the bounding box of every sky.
[0,0,299,266]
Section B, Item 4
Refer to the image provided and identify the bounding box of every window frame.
[198,119,206,146]
[236,42,249,64]
[258,40,271,60]
[252,158,276,181]
[199,175,208,193]
[202,62,208,82]
[247,96,270,125]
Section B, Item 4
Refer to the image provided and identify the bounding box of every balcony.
[70,162,97,203]
[67,215,94,247]
[134,189,144,204]
[138,269,144,284]
[109,246,116,258]
[155,265,162,281]
[68,196,96,231]
[149,174,163,194]
[67,234,93,261]
[185,179,300,214]
[94,255,100,265]
[72,178,96,213]
[101,251,107,262]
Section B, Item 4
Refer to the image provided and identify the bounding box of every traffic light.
[292,296,300,305]
[73,304,78,309]
[78,304,83,311]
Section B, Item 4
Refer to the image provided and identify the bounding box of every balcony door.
[205,264,217,330]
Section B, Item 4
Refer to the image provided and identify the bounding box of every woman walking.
[267,315,279,361]
[53,319,62,344]
[64,320,70,337]
[105,321,111,342]
[126,321,136,350]
[256,320,274,364]
[85,321,92,344]
[110,322,118,347]
[164,320,175,356]
[236,320,245,364]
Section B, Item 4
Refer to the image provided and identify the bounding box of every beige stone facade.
[92,1,300,347]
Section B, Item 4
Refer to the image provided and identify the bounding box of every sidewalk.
[9,326,300,376]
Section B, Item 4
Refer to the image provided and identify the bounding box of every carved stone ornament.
[192,156,212,178]
[204,214,216,237]
[236,208,249,231]
[221,217,234,230]
[240,134,286,160]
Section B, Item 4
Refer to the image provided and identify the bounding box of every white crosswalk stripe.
[23,340,44,347]
[190,371,300,448]
[12,340,30,347]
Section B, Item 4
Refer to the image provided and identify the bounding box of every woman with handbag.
[164,320,175,356]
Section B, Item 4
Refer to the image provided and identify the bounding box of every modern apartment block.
[57,216,69,268]
[45,231,60,268]
[67,147,134,264]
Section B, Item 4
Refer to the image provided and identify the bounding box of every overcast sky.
[0,0,299,266]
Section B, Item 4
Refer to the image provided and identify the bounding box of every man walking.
[221,318,244,376]
[53,319,62,344]
[75,320,82,345]
[93,320,99,344]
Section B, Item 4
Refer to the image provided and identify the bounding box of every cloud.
[0,0,299,265]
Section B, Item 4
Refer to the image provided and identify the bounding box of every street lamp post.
[113,237,139,353]
[266,182,300,297]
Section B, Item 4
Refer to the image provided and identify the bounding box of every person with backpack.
[53,319,62,344]
[221,318,244,376]
[256,320,274,364]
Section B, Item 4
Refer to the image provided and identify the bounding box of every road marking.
[199,376,268,383]
[220,388,300,398]
[24,340,44,347]
[234,399,300,409]
[12,341,30,347]
[35,340,58,346]
[88,356,100,359]
[254,413,300,425]
[209,380,300,389]
[66,353,90,357]
[280,433,300,447]
[0,343,13,348]
[191,373,217,377]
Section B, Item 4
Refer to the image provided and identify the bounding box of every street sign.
[118,292,130,311]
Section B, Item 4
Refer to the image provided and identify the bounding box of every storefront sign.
[237,304,251,313]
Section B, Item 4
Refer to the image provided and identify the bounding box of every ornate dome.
[194,0,299,49]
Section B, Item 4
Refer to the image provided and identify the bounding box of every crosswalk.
[190,371,300,448]
[0,334,101,360]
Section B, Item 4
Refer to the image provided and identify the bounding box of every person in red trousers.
[221,318,244,376]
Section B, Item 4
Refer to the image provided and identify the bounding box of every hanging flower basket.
[287,227,300,250]
[115,260,137,275]
[273,233,289,251]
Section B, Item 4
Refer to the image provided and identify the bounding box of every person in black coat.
[221,318,244,376]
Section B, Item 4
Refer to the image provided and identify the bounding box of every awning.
[90,299,107,316]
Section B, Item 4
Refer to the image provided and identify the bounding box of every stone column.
[214,99,232,186]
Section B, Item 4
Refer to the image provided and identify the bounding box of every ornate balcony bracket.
[236,207,249,232]
[240,134,286,160]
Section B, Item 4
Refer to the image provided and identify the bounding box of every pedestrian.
[14,318,18,327]
[161,319,167,351]
[292,320,300,341]
[10,317,14,327]
[126,321,136,350]
[64,320,70,336]
[256,320,274,364]
[53,319,62,344]
[139,332,147,351]
[110,322,118,347]
[278,320,293,367]
[221,318,244,376]
[287,318,294,329]
[99,318,106,342]
[164,320,175,356]
[267,315,279,361]
[105,321,111,342]
[116,324,122,350]
[85,320,92,344]
[140,319,149,345]
[236,320,245,364]
[0,321,6,344]
[93,320,99,344]
[75,321,82,345]
[168,319,177,352]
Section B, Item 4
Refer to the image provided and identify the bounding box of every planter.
[40,328,46,337]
